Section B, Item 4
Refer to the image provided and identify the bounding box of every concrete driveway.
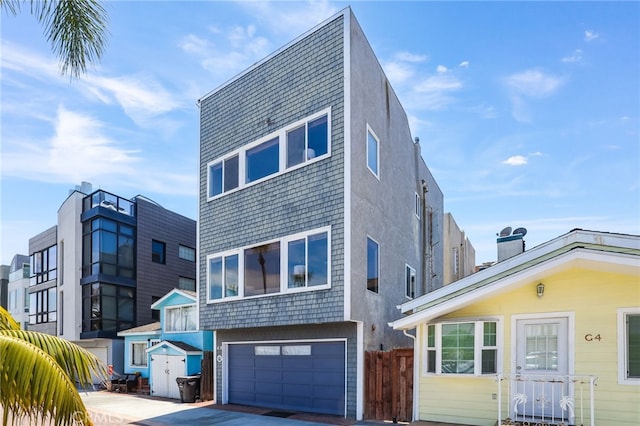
[80,391,367,426]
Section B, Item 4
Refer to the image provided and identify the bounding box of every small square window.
[152,240,166,264]
[405,264,416,299]
[179,245,196,262]
[131,342,148,367]
[178,276,196,291]
[415,193,421,219]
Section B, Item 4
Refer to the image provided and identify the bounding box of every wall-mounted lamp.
[536,283,545,298]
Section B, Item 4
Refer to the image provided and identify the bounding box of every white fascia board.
[390,247,639,330]
[399,230,640,315]
[151,288,197,309]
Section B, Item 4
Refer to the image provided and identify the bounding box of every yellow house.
[391,229,640,426]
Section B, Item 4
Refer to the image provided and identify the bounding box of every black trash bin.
[176,375,200,403]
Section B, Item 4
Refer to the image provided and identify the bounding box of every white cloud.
[502,155,528,166]
[436,65,448,74]
[179,34,212,55]
[561,49,583,63]
[505,69,564,98]
[395,52,428,63]
[459,61,469,68]
[584,30,600,42]
[382,61,415,84]
[415,74,462,92]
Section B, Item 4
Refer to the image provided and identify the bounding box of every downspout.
[421,179,429,295]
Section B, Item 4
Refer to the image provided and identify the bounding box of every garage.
[227,341,346,416]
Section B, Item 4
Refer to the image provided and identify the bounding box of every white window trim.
[207,107,332,201]
[163,303,198,333]
[206,226,332,304]
[366,235,380,294]
[414,192,420,219]
[129,341,148,368]
[405,263,416,300]
[366,124,380,179]
[423,318,503,377]
[618,307,640,385]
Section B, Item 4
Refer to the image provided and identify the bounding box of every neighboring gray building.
[26,182,197,374]
[198,8,443,419]
[443,213,476,285]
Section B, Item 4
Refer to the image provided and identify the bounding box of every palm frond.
[0,329,108,388]
[0,306,20,331]
[0,335,94,426]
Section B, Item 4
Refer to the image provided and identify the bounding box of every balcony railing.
[496,373,597,426]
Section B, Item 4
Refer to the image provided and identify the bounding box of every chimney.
[496,226,527,262]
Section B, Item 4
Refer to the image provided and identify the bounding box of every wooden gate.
[200,351,214,401]
[364,348,413,422]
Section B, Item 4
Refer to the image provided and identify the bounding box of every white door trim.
[510,311,575,376]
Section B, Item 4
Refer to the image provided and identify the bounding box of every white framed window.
[405,264,416,299]
[165,305,197,332]
[206,227,331,303]
[131,342,148,367]
[415,192,421,219]
[618,307,640,385]
[207,108,331,200]
[425,320,499,375]
[366,125,380,178]
[367,236,379,293]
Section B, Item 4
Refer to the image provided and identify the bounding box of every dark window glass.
[628,314,640,378]
[152,240,166,264]
[224,155,239,191]
[287,238,306,288]
[178,276,196,291]
[246,137,279,183]
[367,238,379,293]
[308,233,328,286]
[244,242,280,296]
[286,125,306,168]
[308,115,328,158]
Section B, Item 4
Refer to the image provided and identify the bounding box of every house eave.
[390,246,640,331]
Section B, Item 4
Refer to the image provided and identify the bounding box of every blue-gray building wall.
[27,225,58,336]
[135,198,197,326]
[198,15,346,329]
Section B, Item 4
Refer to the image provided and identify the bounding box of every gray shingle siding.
[199,16,345,330]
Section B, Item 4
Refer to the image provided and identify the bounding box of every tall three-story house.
[198,8,444,419]
[27,183,196,374]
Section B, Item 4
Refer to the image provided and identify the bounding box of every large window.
[367,126,379,178]
[29,245,57,286]
[165,305,196,332]
[131,342,148,367]
[82,218,134,278]
[367,237,379,293]
[207,109,331,199]
[29,287,57,325]
[425,321,498,375]
[82,283,134,333]
[618,308,640,384]
[207,228,330,302]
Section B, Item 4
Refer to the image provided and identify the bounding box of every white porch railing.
[496,374,597,426]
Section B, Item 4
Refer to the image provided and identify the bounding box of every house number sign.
[584,334,602,341]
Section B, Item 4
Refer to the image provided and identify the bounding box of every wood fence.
[364,348,413,422]
[200,351,214,401]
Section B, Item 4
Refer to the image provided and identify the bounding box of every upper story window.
[415,192,421,219]
[178,276,196,292]
[29,287,57,325]
[207,227,331,302]
[82,218,134,278]
[426,320,498,375]
[207,108,331,200]
[83,190,135,216]
[367,237,379,293]
[618,308,640,384]
[165,305,196,332]
[367,125,380,178]
[152,240,166,264]
[30,245,57,286]
[178,245,196,262]
[405,264,416,299]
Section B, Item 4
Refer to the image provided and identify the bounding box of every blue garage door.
[228,341,345,415]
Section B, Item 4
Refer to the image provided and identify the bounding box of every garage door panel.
[228,341,345,416]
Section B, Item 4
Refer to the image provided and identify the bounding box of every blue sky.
[1,1,638,266]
